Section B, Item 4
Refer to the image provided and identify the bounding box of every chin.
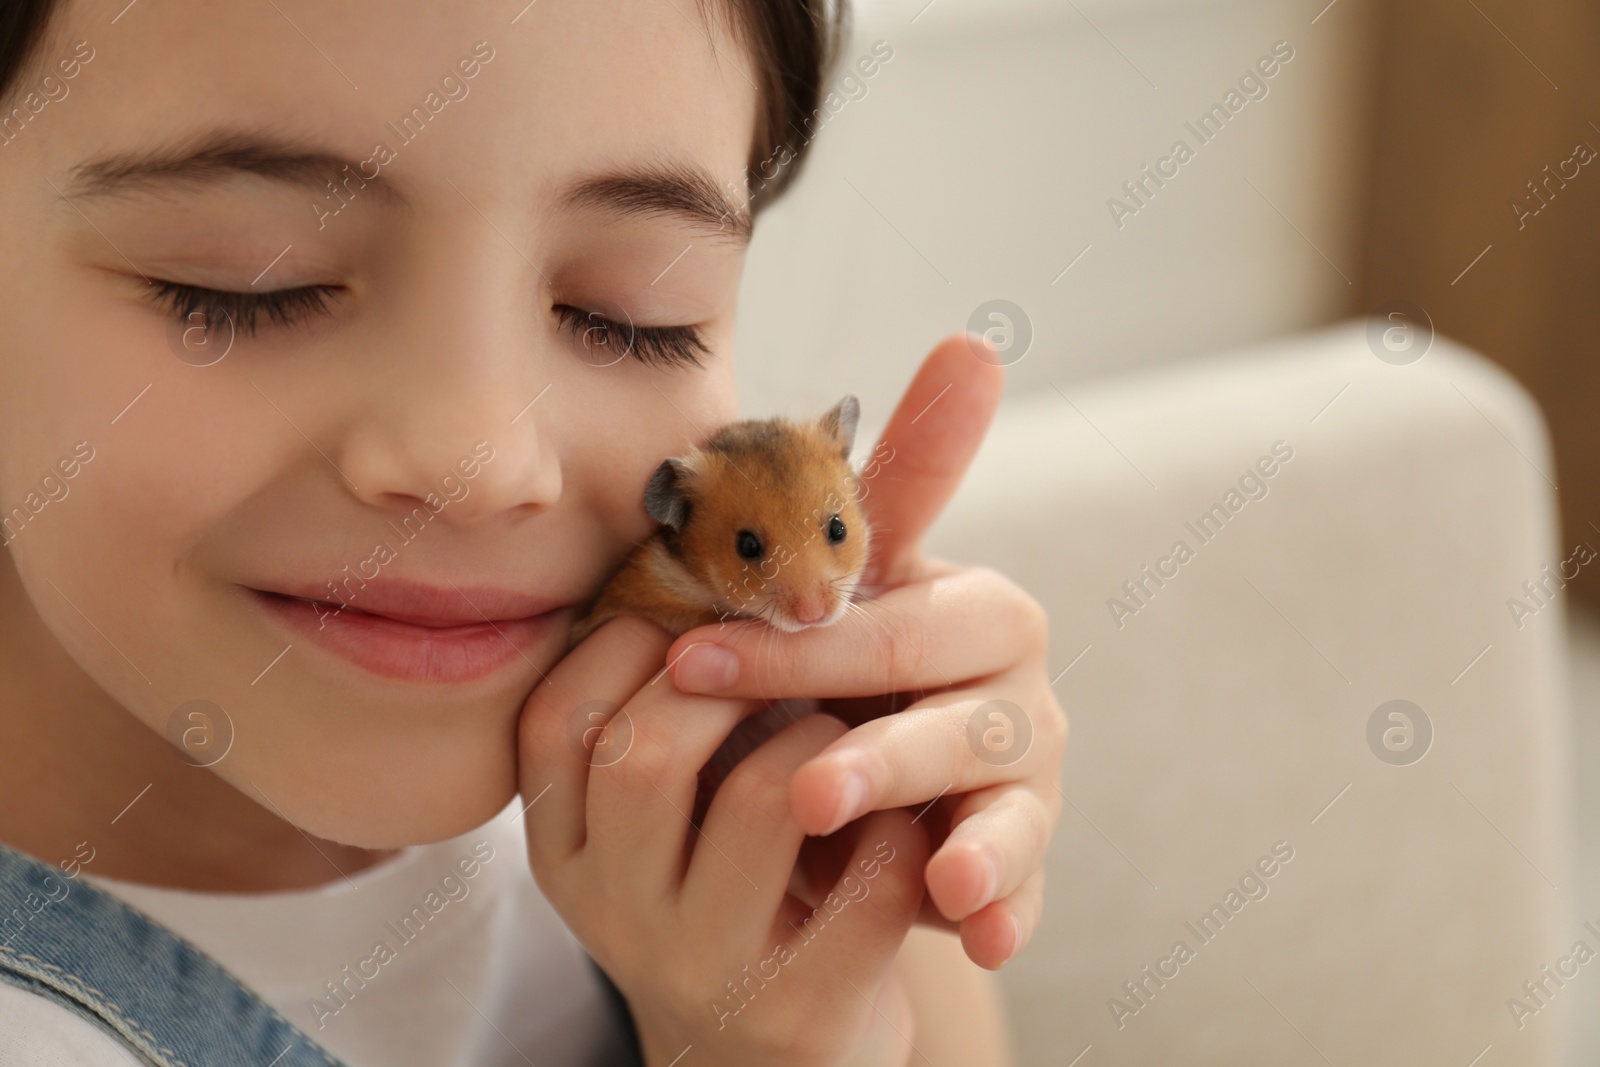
[211,700,526,851]
[297,766,518,851]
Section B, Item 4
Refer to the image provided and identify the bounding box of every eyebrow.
[561,162,751,243]
[61,129,751,242]
[64,130,403,207]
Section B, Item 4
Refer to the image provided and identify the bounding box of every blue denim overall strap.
[0,839,348,1067]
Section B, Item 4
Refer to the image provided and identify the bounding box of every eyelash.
[552,304,710,370]
[145,279,340,338]
[141,282,710,369]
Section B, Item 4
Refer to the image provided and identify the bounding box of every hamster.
[571,395,871,646]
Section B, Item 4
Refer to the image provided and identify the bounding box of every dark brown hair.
[0,0,847,214]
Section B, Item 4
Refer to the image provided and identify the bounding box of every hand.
[519,614,933,1067]
[664,333,1067,970]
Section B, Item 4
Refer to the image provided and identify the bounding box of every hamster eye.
[827,515,847,544]
[735,529,764,561]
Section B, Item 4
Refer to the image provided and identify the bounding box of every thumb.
[857,332,1005,585]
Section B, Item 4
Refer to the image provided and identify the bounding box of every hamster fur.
[571,395,871,645]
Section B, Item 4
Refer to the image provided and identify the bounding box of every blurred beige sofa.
[923,323,1577,1066]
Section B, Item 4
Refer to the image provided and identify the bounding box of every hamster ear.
[820,394,860,459]
[643,457,692,530]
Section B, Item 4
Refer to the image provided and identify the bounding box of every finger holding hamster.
[676,808,931,1062]
[781,686,1061,837]
[522,645,937,1065]
[520,612,779,901]
[761,808,931,1031]
[683,711,852,937]
[518,614,675,865]
[580,680,766,896]
[665,561,1046,700]
[819,782,1052,974]
[786,679,1064,968]
[924,781,1055,970]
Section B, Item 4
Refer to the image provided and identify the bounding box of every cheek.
[569,364,737,536]
[5,408,526,847]
[844,504,872,564]
[0,340,526,847]
[2,367,312,779]
[685,527,733,588]
[0,312,242,713]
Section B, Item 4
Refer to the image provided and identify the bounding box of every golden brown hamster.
[571,396,871,645]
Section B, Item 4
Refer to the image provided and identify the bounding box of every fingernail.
[977,852,1000,909]
[675,643,739,693]
[828,771,870,834]
[1005,913,1024,962]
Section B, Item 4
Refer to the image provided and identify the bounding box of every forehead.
[33,0,758,213]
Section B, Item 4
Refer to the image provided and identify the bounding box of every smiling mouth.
[246,581,571,685]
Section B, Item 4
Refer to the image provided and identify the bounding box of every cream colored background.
[732,0,1594,1062]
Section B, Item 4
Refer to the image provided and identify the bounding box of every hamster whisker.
[838,596,908,696]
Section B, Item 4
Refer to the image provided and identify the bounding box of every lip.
[247,577,572,684]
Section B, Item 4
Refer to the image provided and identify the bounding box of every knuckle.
[661,968,710,1021]
[781,1012,854,1064]
[1043,778,1066,825]
[1017,869,1047,929]
[966,563,1009,592]
[975,565,1049,637]
[1014,789,1056,858]
[1041,698,1069,750]
[603,727,672,790]
[718,757,795,830]
[1020,595,1051,652]
[605,612,671,643]
[1001,586,1050,654]
[600,613,675,656]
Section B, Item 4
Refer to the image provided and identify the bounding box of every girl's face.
[0,0,756,848]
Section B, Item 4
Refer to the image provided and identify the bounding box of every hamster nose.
[792,596,827,626]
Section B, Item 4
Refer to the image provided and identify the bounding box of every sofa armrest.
[923,322,1575,1065]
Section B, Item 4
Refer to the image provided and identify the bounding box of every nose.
[337,388,561,525]
[791,592,830,626]
[331,258,562,525]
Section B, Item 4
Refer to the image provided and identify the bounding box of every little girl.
[0,0,1066,1063]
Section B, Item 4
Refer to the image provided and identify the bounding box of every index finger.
[858,331,1004,586]
[665,563,1045,700]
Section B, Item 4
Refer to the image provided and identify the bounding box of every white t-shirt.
[0,801,630,1067]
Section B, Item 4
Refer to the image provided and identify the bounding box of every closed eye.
[143,279,341,338]
[552,304,710,370]
[137,281,711,370]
